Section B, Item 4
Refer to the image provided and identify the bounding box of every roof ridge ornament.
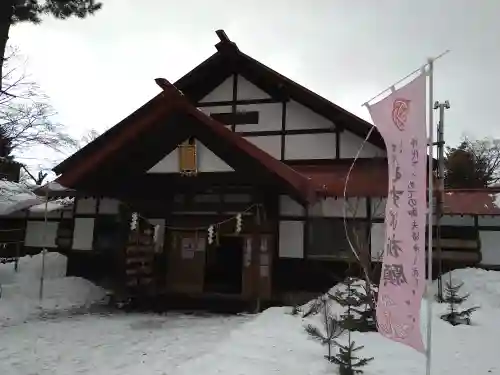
[155,78,184,96]
[215,29,238,52]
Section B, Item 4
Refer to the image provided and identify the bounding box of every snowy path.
[0,312,251,375]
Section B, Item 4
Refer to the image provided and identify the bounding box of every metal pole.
[14,241,20,272]
[39,187,49,304]
[425,58,435,375]
[434,101,450,301]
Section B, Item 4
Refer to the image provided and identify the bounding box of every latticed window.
[178,137,197,175]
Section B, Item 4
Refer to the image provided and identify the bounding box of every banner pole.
[39,186,49,305]
[425,58,435,375]
[362,50,449,107]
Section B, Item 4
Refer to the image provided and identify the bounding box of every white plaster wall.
[479,230,500,265]
[147,139,233,173]
[99,198,120,215]
[24,221,58,248]
[309,197,367,218]
[279,195,304,216]
[76,198,97,215]
[370,222,385,261]
[198,105,233,130]
[440,216,475,226]
[235,103,282,132]
[199,77,233,102]
[478,216,500,227]
[197,142,234,172]
[243,135,281,159]
[279,220,304,258]
[148,150,178,173]
[284,133,336,160]
[237,76,270,100]
[371,198,386,218]
[285,100,334,130]
[340,131,386,159]
[72,218,94,250]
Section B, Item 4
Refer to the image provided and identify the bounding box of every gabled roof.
[54,79,319,204]
[176,30,383,147]
[54,29,382,176]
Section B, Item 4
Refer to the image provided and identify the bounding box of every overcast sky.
[9,0,500,171]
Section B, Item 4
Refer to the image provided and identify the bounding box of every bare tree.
[445,136,500,188]
[20,165,50,186]
[0,46,77,157]
[342,196,385,325]
[342,196,384,281]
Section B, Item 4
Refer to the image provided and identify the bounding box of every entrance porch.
[120,183,279,309]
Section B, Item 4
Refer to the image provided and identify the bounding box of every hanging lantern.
[235,213,242,234]
[130,212,138,230]
[207,225,215,245]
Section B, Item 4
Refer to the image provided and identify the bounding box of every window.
[93,216,123,252]
[178,137,197,174]
[307,218,368,259]
[56,219,74,250]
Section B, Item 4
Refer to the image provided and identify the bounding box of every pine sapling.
[330,277,377,332]
[440,278,479,326]
[290,304,301,316]
[328,278,373,375]
[304,296,344,360]
[328,340,374,375]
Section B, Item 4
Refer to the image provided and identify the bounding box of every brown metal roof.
[292,160,500,216]
[291,158,389,197]
[443,189,500,216]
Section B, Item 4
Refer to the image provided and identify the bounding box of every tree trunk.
[0,0,15,92]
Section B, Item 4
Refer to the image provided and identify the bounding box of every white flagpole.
[362,50,450,107]
[39,187,49,305]
[425,58,435,375]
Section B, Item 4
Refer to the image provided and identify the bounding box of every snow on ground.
[433,267,500,309]
[169,268,500,375]
[0,252,106,327]
[0,312,251,375]
[1,258,500,375]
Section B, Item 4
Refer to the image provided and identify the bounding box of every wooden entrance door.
[166,231,206,294]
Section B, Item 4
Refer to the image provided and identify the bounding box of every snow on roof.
[29,197,74,213]
[44,181,70,191]
[0,179,42,216]
[34,180,75,197]
[490,193,500,209]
